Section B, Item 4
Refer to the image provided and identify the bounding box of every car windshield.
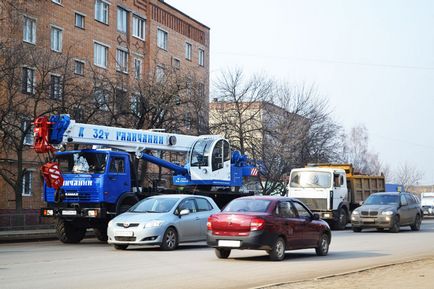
[223,199,271,213]
[289,171,331,189]
[364,194,399,205]
[129,198,179,213]
[56,152,107,174]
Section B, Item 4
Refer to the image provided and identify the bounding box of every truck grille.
[361,211,378,216]
[296,198,327,210]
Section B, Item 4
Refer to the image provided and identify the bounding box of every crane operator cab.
[189,137,231,185]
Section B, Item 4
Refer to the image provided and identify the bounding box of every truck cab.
[287,167,348,228]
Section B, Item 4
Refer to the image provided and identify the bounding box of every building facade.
[0,0,210,229]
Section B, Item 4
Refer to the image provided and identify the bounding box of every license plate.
[218,240,241,247]
[362,218,375,223]
[115,231,134,237]
[62,210,77,216]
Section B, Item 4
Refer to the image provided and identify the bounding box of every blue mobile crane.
[33,114,258,243]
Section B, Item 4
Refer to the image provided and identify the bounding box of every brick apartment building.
[0,0,210,229]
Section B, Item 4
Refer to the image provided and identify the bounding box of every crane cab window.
[191,139,214,167]
[211,139,230,171]
[109,157,125,174]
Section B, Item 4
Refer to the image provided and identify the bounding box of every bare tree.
[393,162,424,190]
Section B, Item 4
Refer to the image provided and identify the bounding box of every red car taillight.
[250,218,265,231]
[207,216,212,230]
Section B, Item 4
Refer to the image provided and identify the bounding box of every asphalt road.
[1,218,434,289]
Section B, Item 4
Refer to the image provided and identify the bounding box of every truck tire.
[94,227,108,242]
[333,208,347,230]
[352,227,362,232]
[56,219,86,244]
[116,195,139,215]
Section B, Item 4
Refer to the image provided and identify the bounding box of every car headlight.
[381,211,394,215]
[352,210,359,215]
[144,220,164,228]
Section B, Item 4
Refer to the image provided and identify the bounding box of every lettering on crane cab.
[63,180,93,186]
[116,131,164,145]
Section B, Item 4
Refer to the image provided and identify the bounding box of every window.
[172,57,180,69]
[51,26,63,52]
[94,42,108,68]
[23,16,36,44]
[292,201,312,218]
[94,89,109,111]
[156,65,165,82]
[50,75,63,100]
[276,201,296,218]
[178,198,197,213]
[22,171,33,196]
[74,60,84,75]
[130,94,141,116]
[185,42,192,60]
[117,7,127,33]
[184,112,191,130]
[116,48,128,73]
[22,67,35,94]
[400,194,408,206]
[195,198,213,212]
[198,83,205,97]
[134,58,142,79]
[157,28,167,50]
[109,157,125,173]
[22,120,34,145]
[75,13,85,29]
[52,0,62,5]
[198,48,204,66]
[95,0,109,24]
[132,15,145,40]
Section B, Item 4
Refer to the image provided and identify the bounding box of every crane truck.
[287,163,385,230]
[33,114,258,243]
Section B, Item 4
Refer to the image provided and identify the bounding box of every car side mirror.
[179,209,190,216]
[312,213,320,221]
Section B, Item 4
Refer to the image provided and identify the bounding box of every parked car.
[422,205,434,216]
[351,192,422,233]
[206,196,331,261]
[107,194,220,250]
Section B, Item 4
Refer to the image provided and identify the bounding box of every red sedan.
[207,196,331,261]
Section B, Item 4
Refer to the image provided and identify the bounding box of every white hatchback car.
[107,194,220,250]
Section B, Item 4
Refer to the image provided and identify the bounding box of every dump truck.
[287,163,385,230]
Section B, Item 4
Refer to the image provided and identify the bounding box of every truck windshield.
[56,152,107,174]
[364,194,399,205]
[290,171,331,189]
[190,139,214,167]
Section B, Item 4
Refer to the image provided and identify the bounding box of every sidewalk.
[0,228,57,243]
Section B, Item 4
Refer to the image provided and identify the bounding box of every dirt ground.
[263,257,434,289]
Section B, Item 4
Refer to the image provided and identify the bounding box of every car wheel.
[160,227,178,251]
[94,227,108,242]
[389,215,400,233]
[215,248,231,259]
[114,244,128,250]
[269,237,286,261]
[315,234,330,256]
[352,227,362,232]
[410,214,421,231]
[376,228,384,232]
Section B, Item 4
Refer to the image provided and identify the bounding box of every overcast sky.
[167,0,434,185]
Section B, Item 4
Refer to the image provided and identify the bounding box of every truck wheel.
[94,227,108,242]
[160,227,178,251]
[410,214,421,231]
[56,219,86,244]
[389,215,400,233]
[215,248,231,259]
[315,234,330,256]
[333,209,347,230]
[269,237,286,261]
